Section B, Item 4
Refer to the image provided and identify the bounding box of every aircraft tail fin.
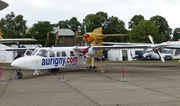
[93,27,102,35]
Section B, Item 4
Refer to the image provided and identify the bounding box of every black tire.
[17,72,23,79]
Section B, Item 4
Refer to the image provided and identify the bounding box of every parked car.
[161,49,172,60]
[134,50,146,60]
[95,53,105,61]
[143,51,159,60]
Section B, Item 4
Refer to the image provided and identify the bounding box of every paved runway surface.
[1,61,180,106]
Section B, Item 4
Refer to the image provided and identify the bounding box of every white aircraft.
[10,41,173,79]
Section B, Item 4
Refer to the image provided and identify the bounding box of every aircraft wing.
[73,43,171,52]
[164,46,180,49]
[91,43,170,50]
[91,45,150,49]
[4,47,36,51]
[0,38,37,43]
[0,0,8,10]
[102,42,151,45]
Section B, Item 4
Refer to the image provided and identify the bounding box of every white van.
[161,49,172,60]
[171,49,180,59]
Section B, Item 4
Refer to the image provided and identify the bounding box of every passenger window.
[57,52,61,57]
[62,51,66,57]
[49,51,55,57]
[70,51,74,56]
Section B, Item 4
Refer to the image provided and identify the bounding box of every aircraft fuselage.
[11,47,85,70]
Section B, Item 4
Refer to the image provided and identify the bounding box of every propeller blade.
[148,35,154,45]
[158,51,165,62]
[143,51,153,57]
[147,49,153,53]
[143,52,150,57]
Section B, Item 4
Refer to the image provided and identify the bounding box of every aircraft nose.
[11,58,25,69]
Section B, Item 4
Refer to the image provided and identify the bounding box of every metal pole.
[60,67,66,82]
[0,63,4,82]
[120,66,126,82]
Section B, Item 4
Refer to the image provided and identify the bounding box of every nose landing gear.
[14,68,23,79]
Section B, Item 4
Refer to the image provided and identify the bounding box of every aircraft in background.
[0,32,37,43]
[0,1,36,44]
[103,35,180,62]
[0,0,8,10]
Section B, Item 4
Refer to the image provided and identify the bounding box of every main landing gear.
[14,68,23,79]
[87,57,97,72]
[87,66,96,72]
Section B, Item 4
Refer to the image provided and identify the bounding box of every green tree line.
[1,11,180,46]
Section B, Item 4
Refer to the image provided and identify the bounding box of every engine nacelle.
[81,48,88,54]
[85,48,96,57]
[82,33,96,42]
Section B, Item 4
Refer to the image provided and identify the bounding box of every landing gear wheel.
[88,66,96,72]
[17,72,23,79]
[14,69,23,79]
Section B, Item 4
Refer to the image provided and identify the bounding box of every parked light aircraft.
[10,40,172,79]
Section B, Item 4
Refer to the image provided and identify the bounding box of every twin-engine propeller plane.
[11,41,172,79]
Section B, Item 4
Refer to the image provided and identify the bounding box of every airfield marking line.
[129,70,180,100]
[95,67,180,102]
[125,80,180,101]
[53,73,101,106]
[0,69,15,99]
[95,72,180,104]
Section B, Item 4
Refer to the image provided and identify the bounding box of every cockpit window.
[36,49,48,57]
[25,50,33,56]
[31,49,38,56]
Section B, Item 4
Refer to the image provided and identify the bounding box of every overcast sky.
[1,0,180,30]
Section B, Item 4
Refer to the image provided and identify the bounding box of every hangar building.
[53,27,82,46]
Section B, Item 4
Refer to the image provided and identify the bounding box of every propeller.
[148,35,154,45]
[158,50,165,62]
[78,26,92,56]
[146,35,165,62]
